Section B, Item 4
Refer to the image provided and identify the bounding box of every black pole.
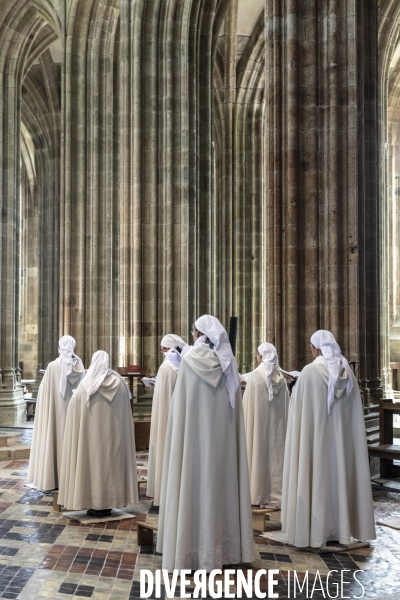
[228,316,238,356]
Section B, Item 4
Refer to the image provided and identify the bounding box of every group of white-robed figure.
[28,317,376,573]
[148,319,376,570]
[28,336,138,518]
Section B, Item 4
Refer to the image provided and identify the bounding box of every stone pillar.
[119,0,220,374]
[379,0,400,399]
[0,4,48,424]
[357,0,381,405]
[213,9,267,370]
[19,154,38,381]
[265,0,380,383]
[21,47,61,395]
[60,0,120,367]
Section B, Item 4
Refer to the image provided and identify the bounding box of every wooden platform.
[136,521,157,545]
[137,478,147,497]
[251,507,279,532]
[52,491,62,512]
[134,422,151,450]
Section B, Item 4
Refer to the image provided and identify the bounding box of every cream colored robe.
[281,356,376,548]
[28,358,84,491]
[147,359,178,506]
[157,346,254,572]
[243,364,289,505]
[58,372,138,510]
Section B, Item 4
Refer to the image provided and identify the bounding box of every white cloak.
[243,363,289,505]
[28,358,84,491]
[281,356,376,548]
[58,371,138,510]
[156,346,254,572]
[147,359,177,505]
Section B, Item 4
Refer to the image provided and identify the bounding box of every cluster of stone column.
[0,0,61,423]
[0,0,386,425]
[379,0,400,397]
[264,0,381,405]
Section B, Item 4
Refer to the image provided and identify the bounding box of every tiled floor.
[0,448,397,598]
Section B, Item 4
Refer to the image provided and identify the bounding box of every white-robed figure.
[147,334,188,506]
[58,350,138,518]
[157,315,254,572]
[243,342,289,506]
[281,330,376,548]
[28,335,85,491]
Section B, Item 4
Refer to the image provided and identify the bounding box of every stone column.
[265,0,380,385]
[21,47,61,395]
[60,0,120,367]
[233,14,266,368]
[213,10,267,370]
[119,0,221,374]
[358,0,381,406]
[0,3,49,424]
[379,0,400,399]
[19,160,38,381]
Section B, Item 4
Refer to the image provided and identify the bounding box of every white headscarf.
[194,315,238,408]
[82,350,110,406]
[82,350,132,407]
[258,342,279,402]
[58,335,83,399]
[310,330,353,414]
[161,334,186,350]
[161,334,188,372]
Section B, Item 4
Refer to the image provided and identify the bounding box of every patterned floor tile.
[0,438,394,598]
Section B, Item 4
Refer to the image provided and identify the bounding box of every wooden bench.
[137,521,158,545]
[368,399,400,478]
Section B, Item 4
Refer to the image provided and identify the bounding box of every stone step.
[0,444,30,460]
[0,433,21,448]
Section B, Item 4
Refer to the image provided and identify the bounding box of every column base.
[0,389,26,425]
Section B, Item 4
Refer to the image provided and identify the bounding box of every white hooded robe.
[58,371,138,510]
[28,358,84,491]
[281,356,376,548]
[156,346,254,571]
[243,363,289,505]
[147,359,178,506]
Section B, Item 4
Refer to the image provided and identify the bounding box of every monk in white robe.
[281,330,376,548]
[157,315,254,572]
[58,351,138,517]
[28,336,85,491]
[243,343,289,506]
[147,334,188,506]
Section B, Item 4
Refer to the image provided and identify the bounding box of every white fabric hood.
[257,342,280,401]
[310,330,353,413]
[58,335,84,399]
[82,351,131,406]
[184,346,225,389]
[194,315,239,407]
[161,334,188,372]
[82,351,110,405]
